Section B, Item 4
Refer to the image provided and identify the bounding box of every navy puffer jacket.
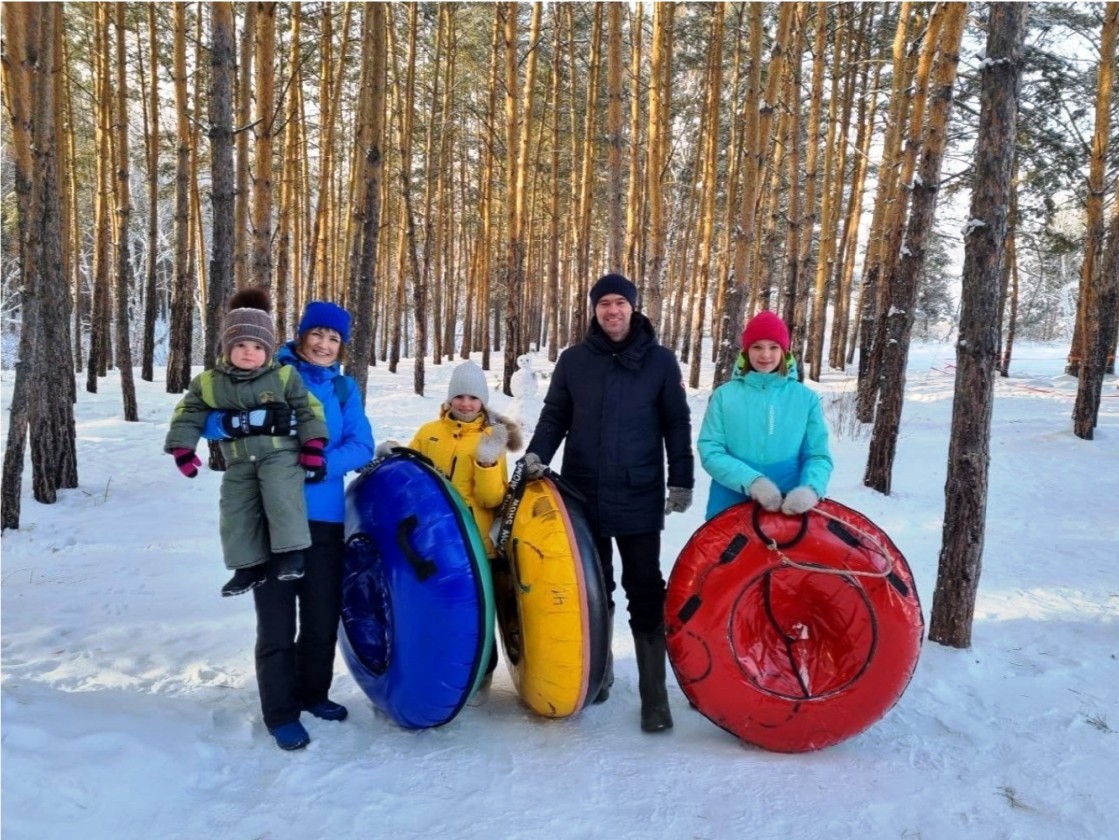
[528,313,694,536]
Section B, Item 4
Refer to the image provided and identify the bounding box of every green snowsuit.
[164,359,329,570]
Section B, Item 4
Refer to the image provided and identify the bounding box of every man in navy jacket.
[525,273,694,733]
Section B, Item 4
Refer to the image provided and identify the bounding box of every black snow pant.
[253,520,345,730]
[592,531,666,633]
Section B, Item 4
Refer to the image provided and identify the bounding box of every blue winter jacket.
[204,341,375,523]
[697,365,832,520]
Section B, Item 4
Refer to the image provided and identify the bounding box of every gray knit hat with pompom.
[222,288,275,358]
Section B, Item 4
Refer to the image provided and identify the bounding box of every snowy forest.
[2,5,1118,835]
[2,4,1117,554]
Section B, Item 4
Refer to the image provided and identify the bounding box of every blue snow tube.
[340,449,495,729]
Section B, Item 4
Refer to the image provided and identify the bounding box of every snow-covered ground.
[2,341,1116,840]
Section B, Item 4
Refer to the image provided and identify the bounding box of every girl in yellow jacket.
[376,361,521,682]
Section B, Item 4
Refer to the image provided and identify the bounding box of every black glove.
[221,403,296,438]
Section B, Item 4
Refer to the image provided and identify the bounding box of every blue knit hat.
[589,273,638,308]
[298,301,351,344]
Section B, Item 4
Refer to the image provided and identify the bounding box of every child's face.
[229,340,269,371]
[450,394,483,419]
[747,340,783,374]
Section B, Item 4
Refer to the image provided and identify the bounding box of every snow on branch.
[962,219,987,237]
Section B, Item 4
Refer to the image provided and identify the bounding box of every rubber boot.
[593,607,615,704]
[633,626,673,733]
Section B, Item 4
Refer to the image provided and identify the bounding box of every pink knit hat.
[741,311,790,353]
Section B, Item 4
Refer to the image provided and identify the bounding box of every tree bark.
[1072,2,1118,436]
[113,3,138,421]
[864,4,966,494]
[930,3,1027,649]
[166,4,194,392]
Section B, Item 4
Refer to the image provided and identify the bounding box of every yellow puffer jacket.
[409,407,522,557]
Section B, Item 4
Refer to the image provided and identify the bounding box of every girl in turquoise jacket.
[698,311,833,520]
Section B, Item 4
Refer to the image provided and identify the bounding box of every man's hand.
[522,452,547,480]
[665,486,693,514]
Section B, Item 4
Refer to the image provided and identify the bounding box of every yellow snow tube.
[494,474,609,718]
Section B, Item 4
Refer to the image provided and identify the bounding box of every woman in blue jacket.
[698,311,832,520]
[207,301,375,751]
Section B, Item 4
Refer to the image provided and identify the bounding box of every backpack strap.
[333,374,355,407]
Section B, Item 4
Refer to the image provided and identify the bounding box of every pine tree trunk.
[113,3,137,421]
[140,5,159,382]
[716,4,792,385]
[1072,2,1118,436]
[642,2,672,336]
[686,3,724,389]
[856,3,913,422]
[347,2,386,399]
[234,2,255,291]
[166,4,194,392]
[250,2,276,290]
[502,2,524,395]
[864,5,966,495]
[86,5,112,395]
[930,3,1026,649]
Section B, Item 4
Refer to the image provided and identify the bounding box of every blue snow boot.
[303,700,348,721]
[269,721,310,751]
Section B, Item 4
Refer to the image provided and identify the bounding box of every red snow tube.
[666,499,923,752]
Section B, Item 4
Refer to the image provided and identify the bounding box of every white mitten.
[475,424,509,466]
[748,476,783,512]
[375,439,401,460]
[781,486,819,515]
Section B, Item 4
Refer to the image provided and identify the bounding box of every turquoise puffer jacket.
[697,366,832,520]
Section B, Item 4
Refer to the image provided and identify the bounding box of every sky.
[1,340,1117,840]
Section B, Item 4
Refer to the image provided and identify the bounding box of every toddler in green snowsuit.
[164,289,329,597]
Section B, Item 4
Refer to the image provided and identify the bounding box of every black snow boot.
[221,565,267,597]
[633,626,673,733]
[273,551,305,582]
[594,607,615,704]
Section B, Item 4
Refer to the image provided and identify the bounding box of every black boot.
[221,565,267,597]
[594,607,615,704]
[633,626,673,733]
[273,551,305,582]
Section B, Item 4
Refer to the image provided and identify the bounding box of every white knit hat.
[446,361,489,406]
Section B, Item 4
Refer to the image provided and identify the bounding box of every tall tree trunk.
[250,1,276,290]
[1072,2,1118,435]
[573,4,604,344]
[86,4,112,394]
[624,2,645,285]
[546,15,562,360]
[166,4,194,392]
[807,3,844,381]
[856,3,913,422]
[643,2,673,334]
[687,3,724,389]
[113,3,138,421]
[140,5,159,382]
[605,2,624,273]
[1,4,79,528]
[715,4,792,385]
[348,2,386,399]
[234,2,255,291]
[930,3,1026,649]
[2,4,35,527]
[864,4,967,494]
